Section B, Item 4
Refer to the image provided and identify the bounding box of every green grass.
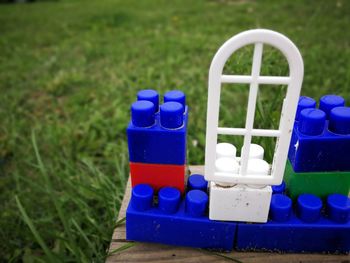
[0,0,349,261]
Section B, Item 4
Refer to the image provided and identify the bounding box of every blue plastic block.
[126,184,237,251]
[297,193,322,222]
[295,96,316,121]
[330,107,350,135]
[319,95,345,118]
[130,184,154,211]
[159,102,184,129]
[158,187,181,213]
[298,108,326,136]
[269,194,292,222]
[131,101,155,128]
[187,174,208,192]
[327,194,350,223]
[236,193,350,253]
[271,181,286,194]
[137,89,159,112]
[288,94,350,172]
[164,90,186,113]
[127,91,188,165]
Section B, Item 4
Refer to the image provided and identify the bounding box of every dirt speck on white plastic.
[205,29,304,186]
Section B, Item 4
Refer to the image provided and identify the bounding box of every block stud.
[158,187,181,214]
[272,181,286,194]
[187,174,208,192]
[327,193,350,223]
[319,94,345,118]
[131,100,155,127]
[297,194,322,223]
[216,143,237,159]
[329,106,350,135]
[246,158,270,188]
[131,184,154,211]
[298,108,326,136]
[247,159,269,175]
[270,194,292,222]
[160,102,184,129]
[242,143,264,160]
[215,157,239,173]
[164,90,186,112]
[215,157,239,186]
[137,89,159,112]
[296,96,316,121]
[185,190,208,217]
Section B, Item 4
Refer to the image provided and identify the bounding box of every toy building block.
[319,94,345,118]
[209,182,272,223]
[127,90,188,165]
[125,30,350,254]
[187,173,208,192]
[295,96,316,121]
[284,160,350,199]
[288,95,350,172]
[271,181,286,194]
[164,90,187,114]
[209,143,273,223]
[137,89,160,112]
[129,162,185,193]
[203,30,304,223]
[236,193,350,253]
[126,180,237,251]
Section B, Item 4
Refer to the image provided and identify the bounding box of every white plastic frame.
[204,29,304,186]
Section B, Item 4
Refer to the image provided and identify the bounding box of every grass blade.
[15,196,57,262]
[107,242,136,256]
[71,218,98,256]
[201,250,243,263]
[31,131,81,258]
[116,217,126,227]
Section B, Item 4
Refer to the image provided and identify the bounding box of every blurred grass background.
[0,0,349,261]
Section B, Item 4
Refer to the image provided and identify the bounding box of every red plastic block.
[130,162,185,193]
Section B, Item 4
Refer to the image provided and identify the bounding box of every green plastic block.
[284,160,350,199]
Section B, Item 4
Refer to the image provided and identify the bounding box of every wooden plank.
[111,178,130,241]
[107,166,349,263]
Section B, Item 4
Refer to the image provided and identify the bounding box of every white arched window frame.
[204,29,304,186]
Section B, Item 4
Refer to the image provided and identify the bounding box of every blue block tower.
[284,94,350,199]
[288,94,350,172]
[127,90,188,165]
[127,89,188,192]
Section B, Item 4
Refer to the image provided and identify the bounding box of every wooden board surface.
[106,166,349,263]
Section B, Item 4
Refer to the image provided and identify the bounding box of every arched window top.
[205,29,304,186]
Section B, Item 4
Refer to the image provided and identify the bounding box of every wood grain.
[106,166,349,263]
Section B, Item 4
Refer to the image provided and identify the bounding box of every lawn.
[0,0,349,261]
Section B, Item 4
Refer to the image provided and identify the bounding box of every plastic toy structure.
[127,90,188,193]
[127,181,237,251]
[125,29,350,253]
[237,193,350,253]
[284,94,350,200]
